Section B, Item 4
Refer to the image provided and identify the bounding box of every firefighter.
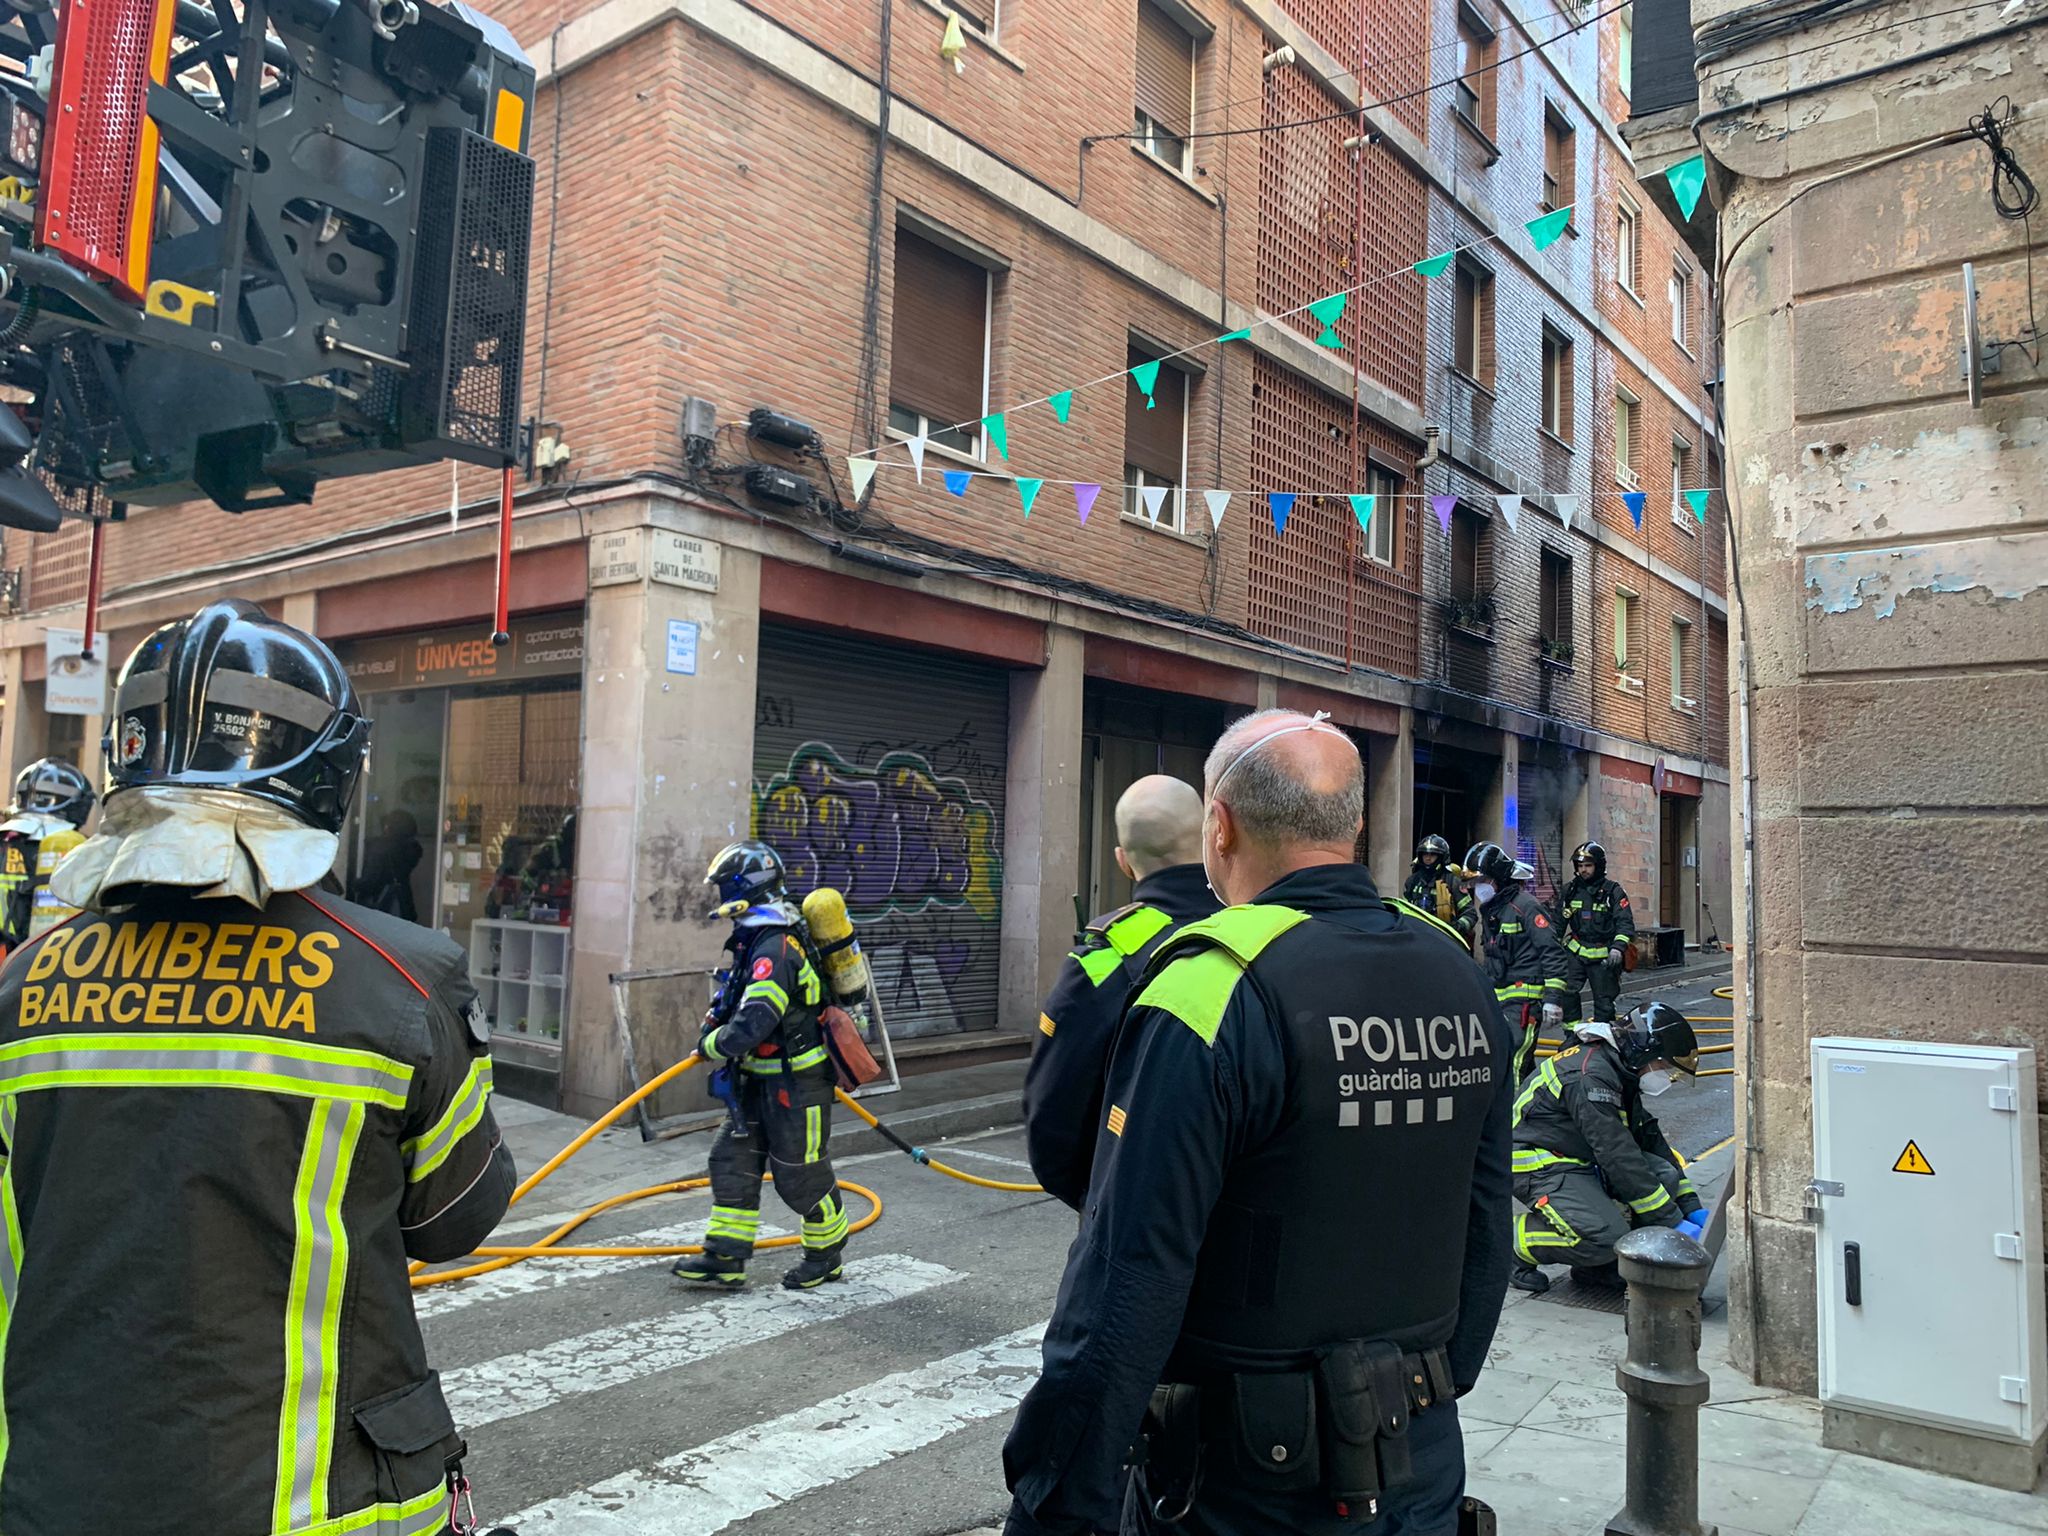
[673,840,850,1291]
[1004,711,1512,1536]
[0,599,516,1536]
[1024,774,1218,1209]
[0,757,94,952]
[1560,841,1636,1024]
[1401,832,1475,941]
[1464,840,1570,1084]
[1510,1002,1705,1294]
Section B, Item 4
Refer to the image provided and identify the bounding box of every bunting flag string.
[1075,482,1101,523]
[852,205,1587,469]
[1140,484,1170,524]
[1270,494,1296,535]
[1496,493,1521,533]
[849,456,878,502]
[1432,493,1456,535]
[1348,494,1375,534]
[1684,488,1711,524]
[1554,494,1579,532]
[1204,489,1231,532]
[1666,154,1707,222]
[1016,477,1043,517]
[1624,491,1647,529]
[943,470,972,497]
[905,434,928,482]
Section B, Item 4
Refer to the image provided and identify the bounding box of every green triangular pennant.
[982,413,1009,460]
[1685,488,1711,523]
[1527,206,1572,251]
[1219,327,1252,343]
[1017,477,1044,517]
[1348,493,1376,533]
[1413,250,1455,279]
[1130,358,1161,402]
[1308,291,1348,348]
[1048,391,1073,424]
[1667,155,1707,222]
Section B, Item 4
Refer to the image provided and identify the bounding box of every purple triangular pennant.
[1431,493,1457,534]
[1075,483,1101,523]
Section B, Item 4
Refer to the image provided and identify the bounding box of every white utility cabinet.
[1811,1037,2044,1455]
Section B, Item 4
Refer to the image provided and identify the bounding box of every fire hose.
[410,1052,1042,1290]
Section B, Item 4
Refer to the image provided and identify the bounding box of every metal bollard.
[1605,1226,1717,1536]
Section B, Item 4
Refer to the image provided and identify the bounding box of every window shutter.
[1125,349,1185,479]
[890,231,988,427]
[1135,1,1193,138]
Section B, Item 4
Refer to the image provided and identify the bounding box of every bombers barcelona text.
[16,921,339,1034]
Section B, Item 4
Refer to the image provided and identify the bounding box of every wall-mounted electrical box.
[1811,1038,2046,1485]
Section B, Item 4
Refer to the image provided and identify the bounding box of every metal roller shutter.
[753,625,1011,1039]
[889,231,988,430]
[1134,0,1194,138]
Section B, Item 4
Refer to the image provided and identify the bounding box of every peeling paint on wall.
[1803,533,2048,619]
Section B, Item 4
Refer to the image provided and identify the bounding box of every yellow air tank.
[801,887,871,1001]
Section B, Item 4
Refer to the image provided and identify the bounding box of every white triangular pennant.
[1553,494,1579,531]
[849,457,878,501]
[1141,484,1170,525]
[1496,493,1522,533]
[1203,489,1232,531]
[905,434,928,483]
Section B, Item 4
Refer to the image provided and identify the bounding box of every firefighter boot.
[1570,1260,1624,1290]
[1510,1263,1551,1294]
[672,1245,748,1287]
[782,1243,846,1290]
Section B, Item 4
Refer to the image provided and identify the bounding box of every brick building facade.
[0,0,1730,1111]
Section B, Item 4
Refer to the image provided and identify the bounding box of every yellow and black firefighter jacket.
[0,887,516,1536]
[1561,876,1636,963]
[1510,1040,1700,1225]
[1023,863,1219,1210]
[700,921,832,1083]
[1401,862,1476,941]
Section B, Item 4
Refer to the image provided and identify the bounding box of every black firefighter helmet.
[1572,841,1608,880]
[1414,833,1451,866]
[1618,1001,1700,1076]
[704,840,787,916]
[1462,841,1516,886]
[11,757,94,827]
[103,600,370,833]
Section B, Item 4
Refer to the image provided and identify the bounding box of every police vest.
[1147,899,1508,1373]
[0,889,482,1536]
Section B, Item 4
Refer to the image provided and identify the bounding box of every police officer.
[1024,774,1218,1209]
[1509,1002,1704,1294]
[1559,841,1636,1024]
[0,758,93,952]
[1401,833,1475,942]
[1004,710,1513,1536]
[673,840,851,1291]
[1464,841,1569,1083]
[0,599,516,1536]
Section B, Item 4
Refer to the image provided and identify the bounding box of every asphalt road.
[429,969,1738,1536]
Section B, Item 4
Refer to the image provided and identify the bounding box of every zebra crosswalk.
[423,1124,1067,1535]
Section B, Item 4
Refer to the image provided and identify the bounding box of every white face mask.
[1639,1067,1678,1096]
[1474,881,1497,907]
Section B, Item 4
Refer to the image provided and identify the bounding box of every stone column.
[1368,708,1415,893]
[1000,624,1084,1034]
[1478,730,1521,849]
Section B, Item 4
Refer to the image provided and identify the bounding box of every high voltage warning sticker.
[1893,1140,1935,1176]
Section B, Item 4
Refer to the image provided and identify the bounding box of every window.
[1453,261,1495,386]
[1541,326,1573,440]
[1134,0,1197,175]
[1615,390,1639,488]
[1363,463,1399,566]
[1671,437,1694,529]
[1541,105,1575,214]
[889,228,991,457]
[1451,503,1484,601]
[1670,615,1694,707]
[1454,8,1494,136]
[1614,589,1639,673]
[1615,200,1641,294]
[1123,343,1188,531]
[1669,263,1693,351]
[1617,2,1633,99]
[940,0,995,35]
[1540,549,1573,657]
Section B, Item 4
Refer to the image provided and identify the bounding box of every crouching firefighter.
[1004,709,1513,1536]
[0,600,517,1536]
[674,840,852,1291]
[1509,1002,1704,1295]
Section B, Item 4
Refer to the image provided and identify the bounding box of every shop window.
[1541,324,1573,440]
[1134,0,1197,175]
[1123,342,1188,531]
[889,227,993,458]
[1541,104,1575,214]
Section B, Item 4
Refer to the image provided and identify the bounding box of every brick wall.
[1596,759,1658,904]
